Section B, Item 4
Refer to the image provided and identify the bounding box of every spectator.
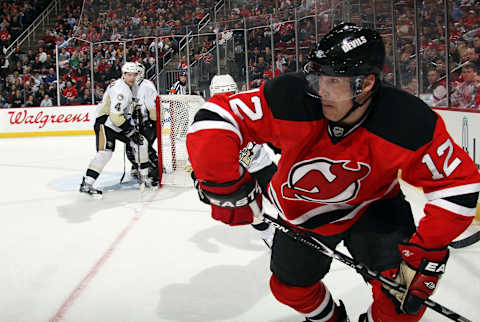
[48,81,58,103]
[79,88,92,104]
[40,94,53,106]
[426,68,447,107]
[25,94,35,107]
[473,34,480,53]
[45,68,57,84]
[11,90,23,107]
[37,47,47,63]
[451,62,480,108]
[62,81,78,104]
[0,92,9,108]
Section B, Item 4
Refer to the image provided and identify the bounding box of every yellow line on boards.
[0,128,171,138]
[0,130,95,138]
[476,203,480,223]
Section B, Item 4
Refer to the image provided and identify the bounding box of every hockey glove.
[384,242,449,315]
[120,121,144,145]
[191,171,210,205]
[126,128,144,145]
[195,171,262,226]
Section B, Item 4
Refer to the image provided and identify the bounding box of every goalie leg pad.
[129,140,149,164]
[126,144,136,167]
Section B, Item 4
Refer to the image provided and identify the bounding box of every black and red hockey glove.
[194,170,262,226]
[384,242,449,315]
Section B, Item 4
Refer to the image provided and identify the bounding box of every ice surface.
[0,135,478,322]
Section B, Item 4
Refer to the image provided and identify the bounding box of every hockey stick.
[262,213,472,322]
[119,144,126,184]
[133,105,144,191]
[449,231,480,249]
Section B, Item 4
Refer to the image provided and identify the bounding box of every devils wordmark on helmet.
[306,23,385,77]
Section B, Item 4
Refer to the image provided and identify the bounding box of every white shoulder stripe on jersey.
[188,120,243,145]
[424,182,480,201]
[201,102,241,132]
[429,198,477,217]
[242,88,260,94]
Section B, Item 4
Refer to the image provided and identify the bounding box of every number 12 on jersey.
[422,138,462,180]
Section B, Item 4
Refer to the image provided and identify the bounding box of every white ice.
[0,135,479,322]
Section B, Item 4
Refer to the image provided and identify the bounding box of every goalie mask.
[210,74,238,96]
[135,62,145,86]
[304,23,385,102]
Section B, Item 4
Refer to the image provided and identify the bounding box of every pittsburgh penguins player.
[80,62,151,197]
[186,23,480,321]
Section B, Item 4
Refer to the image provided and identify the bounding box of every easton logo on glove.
[193,171,263,226]
[424,261,446,274]
[384,242,449,315]
[423,281,436,290]
[203,180,262,208]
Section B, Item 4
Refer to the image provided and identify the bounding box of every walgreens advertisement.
[0,105,95,137]
[0,105,479,164]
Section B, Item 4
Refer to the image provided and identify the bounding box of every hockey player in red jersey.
[186,23,480,322]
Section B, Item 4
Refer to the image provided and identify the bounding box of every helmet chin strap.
[335,79,379,124]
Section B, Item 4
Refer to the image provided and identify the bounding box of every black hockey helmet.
[304,23,385,97]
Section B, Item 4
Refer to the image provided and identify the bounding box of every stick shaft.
[262,214,472,322]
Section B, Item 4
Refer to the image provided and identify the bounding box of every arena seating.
[1,0,480,108]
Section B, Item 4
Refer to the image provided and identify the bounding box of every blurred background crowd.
[1,0,480,108]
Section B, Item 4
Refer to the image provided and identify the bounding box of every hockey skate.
[130,166,138,179]
[138,173,155,192]
[79,177,102,199]
[358,313,367,322]
[304,300,349,322]
[251,221,275,248]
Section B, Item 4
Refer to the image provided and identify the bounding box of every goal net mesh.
[156,94,205,187]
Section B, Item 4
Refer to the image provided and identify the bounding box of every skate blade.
[140,184,157,193]
[80,192,103,200]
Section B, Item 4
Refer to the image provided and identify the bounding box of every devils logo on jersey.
[281,157,371,203]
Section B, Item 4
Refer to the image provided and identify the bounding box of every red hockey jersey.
[187,73,480,249]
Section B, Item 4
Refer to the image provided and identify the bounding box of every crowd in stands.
[0,0,52,49]
[1,0,480,109]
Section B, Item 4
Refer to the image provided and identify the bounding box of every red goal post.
[155,94,205,187]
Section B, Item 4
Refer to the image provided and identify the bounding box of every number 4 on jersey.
[422,138,462,180]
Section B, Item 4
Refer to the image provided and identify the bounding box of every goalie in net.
[125,62,160,187]
[155,81,205,186]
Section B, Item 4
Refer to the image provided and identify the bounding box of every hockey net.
[155,94,205,187]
